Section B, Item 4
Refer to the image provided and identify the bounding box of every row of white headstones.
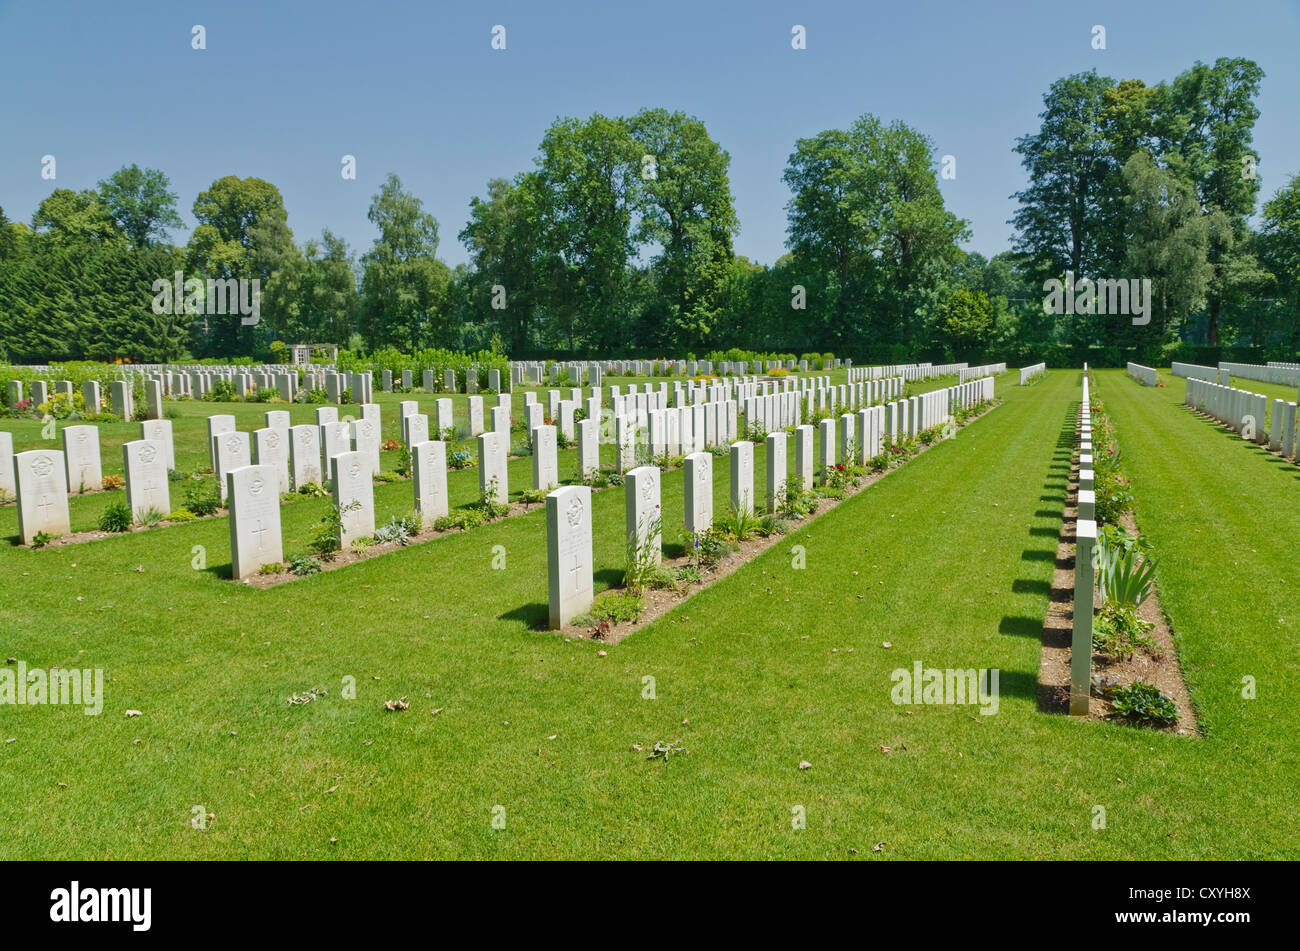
[0,373,907,527]
[1185,377,1300,454]
[6,379,995,601]
[1073,368,1097,717]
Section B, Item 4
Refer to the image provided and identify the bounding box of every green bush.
[98,499,133,532]
[1110,681,1178,725]
[184,478,222,516]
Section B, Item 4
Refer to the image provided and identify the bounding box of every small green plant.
[258,562,285,575]
[288,554,323,576]
[374,512,422,546]
[717,503,759,541]
[1094,470,1135,524]
[477,478,510,519]
[31,530,55,548]
[519,488,548,507]
[1095,537,1158,607]
[395,443,413,477]
[139,506,166,527]
[684,526,737,570]
[588,590,645,625]
[184,478,222,516]
[165,509,197,521]
[674,564,702,586]
[98,499,133,533]
[777,483,819,519]
[297,481,329,498]
[757,514,789,537]
[309,499,361,560]
[1109,680,1178,725]
[624,513,664,596]
[1092,602,1159,659]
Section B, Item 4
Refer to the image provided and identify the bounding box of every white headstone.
[532,424,559,491]
[0,431,14,501]
[123,439,170,520]
[15,449,72,543]
[766,431,788,512]
[546,485,594,629]
[212,430,251,502]
[625,465,662,565]
[352,416,382,476]
[289,424,322,489]
[62,425,103,492]
[477,431,508,505]
[226,464,283,579]
[331,450,375,546]
[795,424,814,490]
[684,451,713,534]
[253,427,291,493]
[730,441,754,516]
[206,414,236,470]
[576,417,599,479]
[412,440,449,521]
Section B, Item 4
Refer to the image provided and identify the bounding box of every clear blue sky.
[2,0,1297,268]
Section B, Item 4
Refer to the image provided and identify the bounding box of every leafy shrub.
[448,449,475,470]
[717,503,759,541]
[624,514,664,596]
[374,512,422,546]
[674,565,702,585]
[288,554,323,576]
[98,499,133,532]
[1109,681,1178,725]
[165,509,197,521]
[205,379,238,402]
[1094,470,1134,524]
[31,531,55,548]
[184,478,222,516]
[587,591,645,624]
[477,479,510,519]
[1092,602,1158,659]
[308,500,361,560]
[685,526,737,569]
[258,562,285,575]
[101,474,125,491]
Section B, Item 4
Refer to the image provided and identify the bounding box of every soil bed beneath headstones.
[561,401,1002,645]
[1037,419,1198,734]
[243,491,553,587]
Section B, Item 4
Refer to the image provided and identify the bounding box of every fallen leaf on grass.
[125,710,143,718]
[383,697,409,711]
[647,740,687,761]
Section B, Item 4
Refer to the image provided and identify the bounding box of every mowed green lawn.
[1,368,1294,858]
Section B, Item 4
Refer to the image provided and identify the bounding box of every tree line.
[1,60,1297,367]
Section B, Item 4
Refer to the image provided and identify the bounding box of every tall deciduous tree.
[188,176,296,354]
[97,164,184,249]
[1122,152,1211,344]
[360,173,449,350]
[628,108,738,350]
[1157,58,1266,343]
